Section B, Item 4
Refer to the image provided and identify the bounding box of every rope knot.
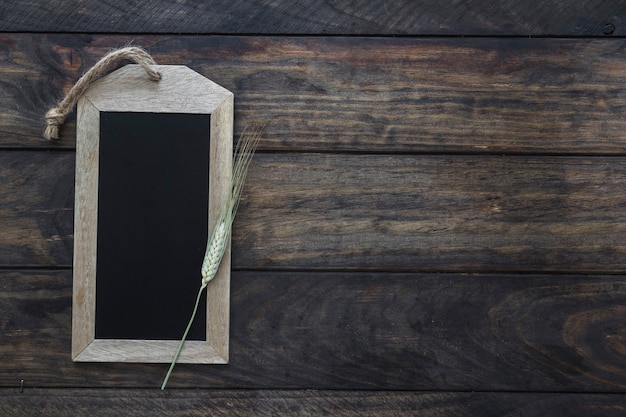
[42,46,160,141]
[144,67,162,81]
[44,108,65,140]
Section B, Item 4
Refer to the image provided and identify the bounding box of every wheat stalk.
[200,124,261,287]
[161,124,262,390]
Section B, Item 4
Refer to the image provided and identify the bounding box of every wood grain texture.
[1,389,625,417]
[0,0,624,36]
[71,96,98,359]
[235,153,626,273]
[83,65,233,113]
[2,269,626,391]
[4,151,626,273]
[3,0,626,411]
[5,34,626,154]
[0,152,74,267]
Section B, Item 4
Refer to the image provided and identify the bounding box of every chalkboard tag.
[71,64,233,363]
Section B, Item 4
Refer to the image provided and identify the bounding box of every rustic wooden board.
[2,269,626,391]
[4,151,626,273]
[4,35,626,154]
[236,153,626,273]
[3,0,626,413]
[0,151,74,267]
[0,0,623,36]
[1,389,625,416]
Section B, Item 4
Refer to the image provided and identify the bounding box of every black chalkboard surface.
[95,112,209,341]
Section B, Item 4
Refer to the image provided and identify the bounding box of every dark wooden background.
[2,1,626,415]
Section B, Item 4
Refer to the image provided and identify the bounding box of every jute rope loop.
[44,46,162,140]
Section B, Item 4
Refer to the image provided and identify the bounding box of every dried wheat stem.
[161,124,263,390]
[160,285,204,390]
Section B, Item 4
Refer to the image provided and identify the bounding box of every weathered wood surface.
[2,269,626,391]
[3,0,626,411]
[1,389,625,417]
[0,152,74,267]
[0,0,624,36]
[4,34,626,154]
[236,154,626,273]
[4,151,626,273]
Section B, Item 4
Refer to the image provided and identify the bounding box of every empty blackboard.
[95,112,209,341]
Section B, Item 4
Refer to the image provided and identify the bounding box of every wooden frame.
[72,65,233,363]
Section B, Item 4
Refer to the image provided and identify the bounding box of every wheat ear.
[200,125,261,287]
[161,124,262,390]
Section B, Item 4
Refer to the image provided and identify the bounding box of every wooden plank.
[235,153,626,273]
[1,389,625,417]
[5,34,626,154]
[4,151,626,273]
[2,269,626,391]
[0,151,74,267]
[0,0,623,36]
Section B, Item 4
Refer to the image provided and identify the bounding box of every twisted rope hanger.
[43,46,162,140]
